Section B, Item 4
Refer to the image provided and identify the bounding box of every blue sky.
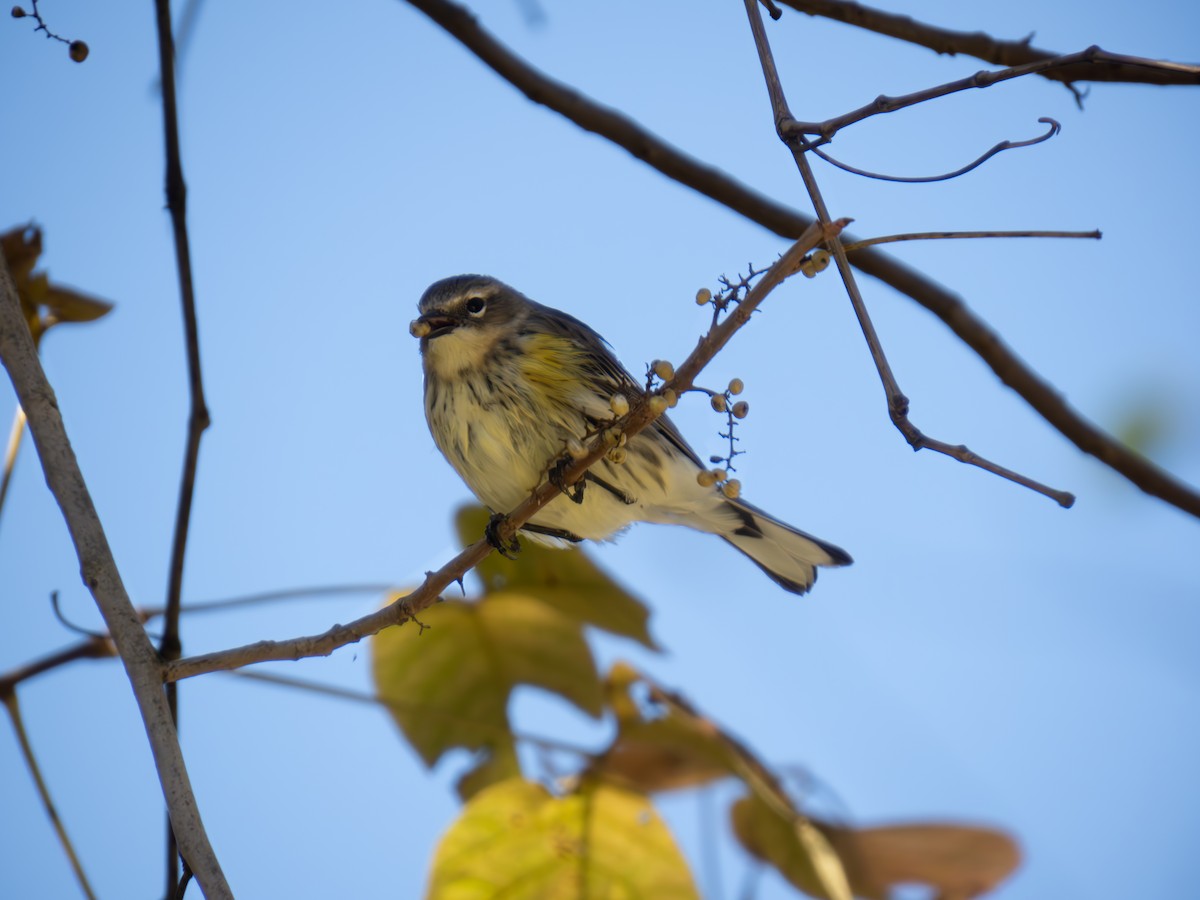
[2,1,1198,898]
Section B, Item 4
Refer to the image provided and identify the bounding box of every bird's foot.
[485,513,521,559]
[550,457,586,504]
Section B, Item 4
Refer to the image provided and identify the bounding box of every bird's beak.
[409,312,458,340]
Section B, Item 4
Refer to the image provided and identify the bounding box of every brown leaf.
[821,821,1021,900]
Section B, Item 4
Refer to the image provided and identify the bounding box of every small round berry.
[732,401,749,419]
[695,287,712,305]
[662,388,678,408]
[712,469,728,483]
[606,446,628,464]
[652,359,675,382]
[68,40,89,62]
[800,259,817,279]
[566,437,588,460]
[696,470,718,487]
[709,455,723,464]
[408,318,431,338]
[648,395,668,416]
[11,6,27,18]
[710,394,727,413]
[727,378,744,396]
[721,479,742,499]
[605,426,623,445]
[609,393,630,417]
[811,249,831,272]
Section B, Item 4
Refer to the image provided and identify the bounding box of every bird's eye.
[466,297,487,316]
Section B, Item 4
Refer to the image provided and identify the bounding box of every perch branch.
[166,220,841,682]
[745,0,1074,506]
[0,256,232,898]
[775,0,1200,87]
[398,0,1200,518]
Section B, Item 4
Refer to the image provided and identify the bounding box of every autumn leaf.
[456,505,658,650]
[427,778,699,900]
[372,591,603,799]
[593,663,853,900]
[732,793,1020,900]
[1,224,113,344]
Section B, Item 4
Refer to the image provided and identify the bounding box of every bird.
[410,274,851,594]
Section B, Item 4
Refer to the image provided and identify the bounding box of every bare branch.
[745,0,1074,507]
[2,694,98,900]
[0,256,232,898]
[776,0,1200,87]
[166,220,841,683]
[398,0,1200,518]
[841,230,1101,252]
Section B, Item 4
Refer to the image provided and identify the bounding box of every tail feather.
[720,498,851,595]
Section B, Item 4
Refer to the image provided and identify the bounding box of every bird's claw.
[550,457,586,504]
[485,513,521,559]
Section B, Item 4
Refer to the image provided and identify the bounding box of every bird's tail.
[718,497,851,595]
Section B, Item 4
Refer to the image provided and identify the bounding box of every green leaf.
[372,592,603,771]
[427,778,699,900]
[456,505,658,649]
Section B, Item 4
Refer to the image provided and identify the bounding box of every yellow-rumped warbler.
[411,275,851,594]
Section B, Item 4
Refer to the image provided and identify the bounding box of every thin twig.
[805,117,1061,183]
[786,44,1195,139]
[0,255,232,898]
[152,0,210,889]
[0,636,115,697]
[227,669,596,758]
[0,405,26,529]
[775,0,1200,88]
[398,0,1200,519]
[165,220,840,683]
[841,230,1101,252]
[2,694,98,900]
[744,0,1074,507]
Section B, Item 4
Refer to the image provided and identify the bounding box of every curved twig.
[806,118,1060,183]
[841,230,1101,252]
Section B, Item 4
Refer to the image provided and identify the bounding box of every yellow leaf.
[427,778,699,900]
[456,506,658,650]
[372,592,604,771]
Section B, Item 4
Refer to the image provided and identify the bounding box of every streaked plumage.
[413,275,851,594]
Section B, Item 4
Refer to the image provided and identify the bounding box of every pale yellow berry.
[811,249,831,272]
[710,394,727,413]
[609,393,630,416]
[566,437,588,460]
[616,432,627,448]
[696,470,718,487]
[607,446,628,464]
[648,396,668,416]
[663,389,678,408]
[652,359,675,382]
[721,479,742,499]
[800,259,817,279]
[605,426,623,445]
[409,318,431,338]
[728,378,744,396]
[695,287,712,306]
[732,401,749,419]
[712,468,728,483]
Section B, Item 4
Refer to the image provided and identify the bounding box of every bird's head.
[411,275,530,376]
